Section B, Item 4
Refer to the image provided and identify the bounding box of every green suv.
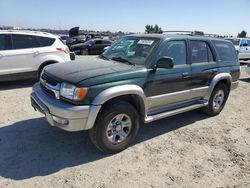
[31,34,240,153]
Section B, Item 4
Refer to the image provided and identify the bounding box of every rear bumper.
[239,53,250,60]
[31,83,100,131]
[245,66,250,76]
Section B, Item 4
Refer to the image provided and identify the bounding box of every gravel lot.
[0,58,250,188]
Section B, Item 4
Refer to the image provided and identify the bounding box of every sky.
[0,0,249,36]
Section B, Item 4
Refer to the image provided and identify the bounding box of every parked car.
[60,35,69,44]
[0,30,71,82]
[31,34,240,153]
[245,64,250,76]
[66,27,86,48]
[225,38,250,61]
[71,38,112,55]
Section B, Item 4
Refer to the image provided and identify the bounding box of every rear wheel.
[89,100,139,153]
[202,83,229,116]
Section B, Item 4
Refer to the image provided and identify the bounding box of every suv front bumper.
[31,83,100,131]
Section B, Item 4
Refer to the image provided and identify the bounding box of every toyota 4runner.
[31,34,240,153]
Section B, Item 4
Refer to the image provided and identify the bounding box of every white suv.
[0,30,71,82]
[225,38,250,61]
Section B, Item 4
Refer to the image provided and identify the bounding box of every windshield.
[226,39,240,46]
[102,37,158,66]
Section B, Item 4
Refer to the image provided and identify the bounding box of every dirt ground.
[0,61,250,188]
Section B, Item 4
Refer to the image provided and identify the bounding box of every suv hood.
[44,58,142,85]
[69,27,79,37]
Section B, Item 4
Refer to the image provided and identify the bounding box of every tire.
[80,48,88,55]
[202,83,229,116]
[89,100,140,154]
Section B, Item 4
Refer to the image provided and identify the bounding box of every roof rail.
[163,30,204,36]
[0,29,53,36]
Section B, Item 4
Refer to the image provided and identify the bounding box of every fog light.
[52,116,69,125]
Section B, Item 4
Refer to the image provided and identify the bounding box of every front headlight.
[60,82,88,101]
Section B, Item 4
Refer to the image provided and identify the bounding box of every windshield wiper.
[99,54,110,60]
[111,57,135,66]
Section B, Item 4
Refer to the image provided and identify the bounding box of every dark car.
[71,38,113,55]
[66,27,86,48]
[31,34,240,153]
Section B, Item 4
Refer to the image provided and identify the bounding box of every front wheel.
[89,100,140,153]
[202,83,229,116]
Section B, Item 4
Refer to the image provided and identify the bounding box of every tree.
[238,30,247,38]
[145,24,163,34]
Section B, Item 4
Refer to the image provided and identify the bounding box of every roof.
[0,30,59,38]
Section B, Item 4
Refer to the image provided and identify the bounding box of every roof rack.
[162,30,223,38]
[162,30,205,36]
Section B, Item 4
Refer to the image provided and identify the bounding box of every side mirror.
[155,56,174,69]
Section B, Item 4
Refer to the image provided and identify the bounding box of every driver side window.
[159,40,187,65]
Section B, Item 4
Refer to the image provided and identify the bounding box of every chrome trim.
[40,76,61,99]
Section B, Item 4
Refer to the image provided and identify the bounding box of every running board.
[144,102,208,123]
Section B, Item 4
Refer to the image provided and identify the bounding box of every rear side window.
[212,40,238,62]
[159,40,187,65]
[37,36,55,47]
[103,40,112,44]
[11,34,40,49]
[190,41,215,63]
[0,34,6,50]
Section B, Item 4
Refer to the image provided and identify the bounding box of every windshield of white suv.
[226,39,240,46]
[102,37,159,66]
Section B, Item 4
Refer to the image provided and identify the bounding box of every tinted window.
[11,34,40,49]
[248,40,250,46]
[159,40,187,65]
[95,40,102,45]
[190,41,214,63]
[212,40,238,62]
[103,40,112,44]
[37,36,55,47]
[0,34,6,50]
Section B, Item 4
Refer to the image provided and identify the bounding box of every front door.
[2,34,41,76]
[144,40,192,112]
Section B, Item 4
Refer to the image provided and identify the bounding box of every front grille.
[40,83,56,97]
[41,73,58,86]
[40,72,60,98]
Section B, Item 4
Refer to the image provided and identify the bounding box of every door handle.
[182,72,190,79]
[34,51,40,56]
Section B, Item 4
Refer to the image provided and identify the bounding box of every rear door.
[189,40,218,99]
